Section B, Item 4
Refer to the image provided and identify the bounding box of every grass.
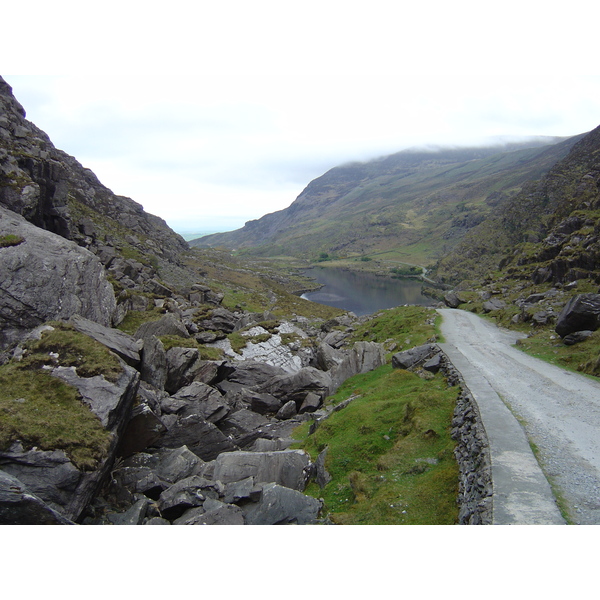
[0,234,25,247]
[515,329,600,377]
[349,305,439,355]
[293,364,459,524]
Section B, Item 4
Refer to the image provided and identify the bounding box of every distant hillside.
[191,137,584,266]
[434,124,600,287]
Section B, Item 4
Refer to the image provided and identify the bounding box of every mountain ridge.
[191,136,585,266]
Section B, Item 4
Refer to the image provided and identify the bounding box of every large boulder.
[329,341,386,391]
[555,294,600,337]
[0,206,116,348]
[258,366,333,407]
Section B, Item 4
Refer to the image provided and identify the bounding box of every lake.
[301,267,434,316]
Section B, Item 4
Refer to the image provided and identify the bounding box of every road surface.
[438,308,600,524]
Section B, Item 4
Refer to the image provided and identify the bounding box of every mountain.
[0,77,191,290]
[191,137,584,265]
[435,124,600,287]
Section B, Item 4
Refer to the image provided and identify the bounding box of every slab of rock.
[259,366,333,406]
[443,292,466,308]
[135,313,189,341]
[562,330,594,345]
[482,298,506,313]
[213,449,311,491]
[139,335,168,390]
[243,483,322,525]
[174,500,245,525]
[555,294,600,337]
[158,475,214,520]
[118,403,167,457]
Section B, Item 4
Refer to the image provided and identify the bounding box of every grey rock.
[299,392,322,414]
[70,315,142,367]
[224,360,288,388]
[243,483,322,525]
[329,341,386,391]
[562,330,594,345]
[198,307,239,333]
[0,469,74,524]
[135,313,189,342]
[174,500,245,525]
[392,344,437,370]
[0,206,116,348]
[219,408,270,447]
[222,476,261,504]
[259,366,333,406]
[443,292,465,308]
[276,400,298,420]
[107,497,150,525]
[555,294,600,337]
[118,403,167,457]
[145,517,171,525]
[482,298,506,313]
[158,475,213,520]
[157,414,238,461]
[213,449,311,491]
[139,335,168,390]
[314,448,332,489]
[165,346,200,394]
[171,381,229,423]
[51,362,139,430]
[423,352,443,373]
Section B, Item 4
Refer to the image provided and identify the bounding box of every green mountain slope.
[192,137,584,266]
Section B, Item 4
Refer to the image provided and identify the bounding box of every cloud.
[4,1,600,233]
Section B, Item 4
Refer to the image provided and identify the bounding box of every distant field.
[178,231,223,241]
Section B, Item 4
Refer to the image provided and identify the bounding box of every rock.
[222,476,261,504]
[276,400,298,420]
[329,341,386,391]
[107,497,150,525]
[322,330,349,348]
[158,475,214,520]
[423,352,443,373]
[241,389,282,415]
[482,298,506,313]
[139,335,168,390]
[0,470,74,525]
[212,450,311,491]
[156,414,238,461]
[392,344,437,370]
[0,206,116,348]
[258,366,333,407]
[70,314,142,367]
[243,483,322,525]
[198,307,239,333]
[314,448,332,489]
[223,360,288,388]
[118,404,167,457]
[165,346,200,394]
[443,292,465,308]
[170,382,230,423]
[219,409,270,447]
[299,392,322,414]
[51,362,139,430]
[555,294,600,337]
[135,313,190,341]
[174,500,245,525]
[562,330,594,345]
[315,342,345,371]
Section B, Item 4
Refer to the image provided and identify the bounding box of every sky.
[3,0,600,236]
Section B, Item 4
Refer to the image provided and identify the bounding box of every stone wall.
[440,353,493,525]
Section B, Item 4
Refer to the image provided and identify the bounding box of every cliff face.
[0,76,189,284]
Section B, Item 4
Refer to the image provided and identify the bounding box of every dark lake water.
[301,267,433,316]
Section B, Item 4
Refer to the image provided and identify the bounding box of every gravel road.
[438,308,600,524]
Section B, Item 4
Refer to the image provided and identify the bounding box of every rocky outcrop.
[0,206,116,348]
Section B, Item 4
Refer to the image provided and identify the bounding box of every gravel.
[439,308,600,524]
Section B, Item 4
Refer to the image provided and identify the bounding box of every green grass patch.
[117,308,164,335]
[0,362,113,471]
[350,306,438,353]
[0,234,25,248]
[516,329,600,377]
[20,322,123,382]
[293,364,459,524]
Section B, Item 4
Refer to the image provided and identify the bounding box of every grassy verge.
[293,364,459,524]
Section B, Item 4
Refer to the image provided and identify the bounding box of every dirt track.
[438,308,600,524]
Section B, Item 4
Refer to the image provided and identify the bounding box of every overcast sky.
[4,0,600,235]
